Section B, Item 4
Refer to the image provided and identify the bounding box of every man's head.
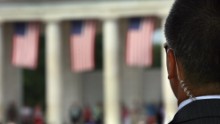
[165,0,220,100]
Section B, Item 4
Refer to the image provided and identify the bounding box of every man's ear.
[166,49,178,80]
[166,49,179,97]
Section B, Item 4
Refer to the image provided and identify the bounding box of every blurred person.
[33,105,44,124]
[129,100,143,124]
[82,104,92,124]
[6,101,18,124]
[156,102,164,124]
[121,103,131,124]
[69,102,82,124]
[92,102,103,124]
[20,104,33,124]
[130,108,139,124]
[165,0,220,123]
[130,100,147,124]
[146,103,157,124]
[137,102,147,124]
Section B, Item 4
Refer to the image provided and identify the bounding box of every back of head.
[165,0,220,87]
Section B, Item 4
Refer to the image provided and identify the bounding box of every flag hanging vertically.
[12,22,40,69]
[126,18,154,67]
[70,20,96,72]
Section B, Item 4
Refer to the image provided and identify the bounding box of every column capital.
[43,18,61,24]
[101,15,119,22]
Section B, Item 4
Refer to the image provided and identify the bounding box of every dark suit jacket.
[169,99,220,124]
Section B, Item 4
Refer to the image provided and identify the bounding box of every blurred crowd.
[5,101,164,124]
[69,102,103,124]
[68,101,164,124]
[6,102,44,124]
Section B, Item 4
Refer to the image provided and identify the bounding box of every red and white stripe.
[12,22,40,69]
[70,21,96,72]
[126,18,154,67]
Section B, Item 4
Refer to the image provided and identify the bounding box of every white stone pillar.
[45,20,63,124]
[103,19,121,124]
[161,17,177,123]
[0,22,4,123]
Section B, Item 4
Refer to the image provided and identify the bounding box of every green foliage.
[95,33,103,70]
[152,44,161,68]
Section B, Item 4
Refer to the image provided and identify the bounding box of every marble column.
[161,17,177,123]
[45,20,63,124]
[103,19,121,124]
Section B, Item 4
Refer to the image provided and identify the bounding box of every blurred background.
[0,0,177,124]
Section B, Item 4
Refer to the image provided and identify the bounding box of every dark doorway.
[22,35,46,110]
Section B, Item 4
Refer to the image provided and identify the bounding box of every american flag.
[70,20,96,72]
[12,22,40,69]
[126,18,154,67]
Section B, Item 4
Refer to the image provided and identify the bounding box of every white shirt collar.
[178,95,220,111]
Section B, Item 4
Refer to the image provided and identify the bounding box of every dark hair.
[165,0,220,86]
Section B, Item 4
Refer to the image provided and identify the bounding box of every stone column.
[45,20,63,124]
[0,22,4,123]
[161,17,177,123]
[103,19,121,124]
